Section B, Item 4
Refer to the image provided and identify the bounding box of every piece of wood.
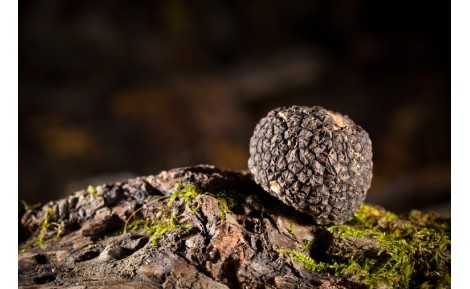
[19,165,450,289]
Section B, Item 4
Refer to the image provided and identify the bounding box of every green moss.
[127,184,231,245]
[19,206,63,253]
[123,185,200,245]
[276,249,318,271]
[277,204,450,289]
[21,184,235,251]
[289,218,296,233]
[37,207,52,248]
[168,184,204,213]
[125,184,240,244]
[127,213,190,245]
[216,193,236,221]
[216,197,230,220]
[124,185,201,245]
[21,200,41,212]
[147,214,190,245]
[300,240,314,251]
[169,184,237,220]
[277,248,372,277]
[86,185,98,197]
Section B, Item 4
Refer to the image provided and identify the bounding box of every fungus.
[248,106,373,225]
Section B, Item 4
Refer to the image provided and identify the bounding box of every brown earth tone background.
[19,1,449,215]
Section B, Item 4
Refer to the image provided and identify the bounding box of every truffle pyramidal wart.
[248,106,373,225]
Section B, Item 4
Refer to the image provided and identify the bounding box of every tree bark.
[19,165,450,289]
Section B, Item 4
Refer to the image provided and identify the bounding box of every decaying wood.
[18,165,449,289]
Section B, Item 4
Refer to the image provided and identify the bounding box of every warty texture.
[248,106,373,225]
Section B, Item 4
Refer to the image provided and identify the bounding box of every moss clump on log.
[277,204,450,288]
[123,184,236,245]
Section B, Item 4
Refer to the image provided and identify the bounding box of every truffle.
[248,106,373,225]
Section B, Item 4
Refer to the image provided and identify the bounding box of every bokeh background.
[19,1,449,216]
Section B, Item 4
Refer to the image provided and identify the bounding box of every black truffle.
[248,106,373,225]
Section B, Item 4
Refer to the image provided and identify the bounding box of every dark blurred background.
[19,0,450,216]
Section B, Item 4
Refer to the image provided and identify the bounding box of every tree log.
[19,165,450,289]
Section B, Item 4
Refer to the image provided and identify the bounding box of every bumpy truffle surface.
[248,106,373,225]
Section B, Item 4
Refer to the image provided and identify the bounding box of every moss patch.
[277,204,450,289]
[167,184,204,213]
[21,200,41,212]
[125,184,237,244]
[126,212,190,245]
[124,184,203,245]
[86,185,98,197]
[19,206,63,253]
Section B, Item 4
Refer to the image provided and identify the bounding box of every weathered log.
[19,165,450,289]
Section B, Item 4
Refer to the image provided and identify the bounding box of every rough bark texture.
[19,165,450,289]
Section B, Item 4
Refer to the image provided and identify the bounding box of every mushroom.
[248,106,373,225]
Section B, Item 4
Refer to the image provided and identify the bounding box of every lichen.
[277,204,450,289]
